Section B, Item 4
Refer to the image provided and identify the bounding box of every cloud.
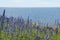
[0,0,60,7]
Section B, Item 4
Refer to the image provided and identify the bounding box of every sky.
[0,0,60,7]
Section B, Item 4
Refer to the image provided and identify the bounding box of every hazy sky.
[0,0,60,7]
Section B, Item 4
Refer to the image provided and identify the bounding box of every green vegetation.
[0,25,60,40]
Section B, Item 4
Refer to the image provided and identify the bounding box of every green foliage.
[0,23,60,40]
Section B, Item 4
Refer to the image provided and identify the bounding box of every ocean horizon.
[0,8,60,26]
